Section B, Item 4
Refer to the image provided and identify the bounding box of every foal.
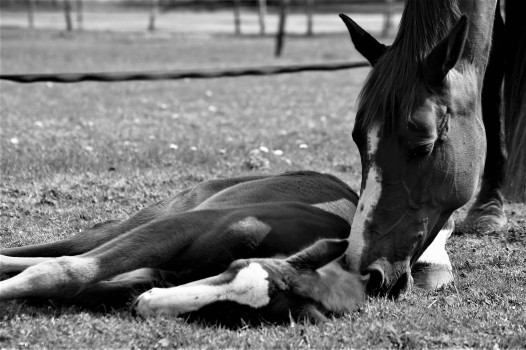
[1,171,366,323]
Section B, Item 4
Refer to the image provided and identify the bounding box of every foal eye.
[407,143,434,160]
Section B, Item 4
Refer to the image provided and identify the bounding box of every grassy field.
[1,28,525,349]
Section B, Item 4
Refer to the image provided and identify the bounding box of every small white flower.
[148,135,156,140]
[219,149,226,154]
[205,90,213,97]
[35,121,44,128]
[208,105,217,112]
[259,146,269,153]
[190,146,197,151]
[171,113,180,119]
[169,144,178,150]
[272,149,283,156]
[84,146,94,152]
[46,82,53,88]
[299,144,308,149]
[158,103,168,110]
[10,137,19,145]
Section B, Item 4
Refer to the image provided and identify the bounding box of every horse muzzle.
[364,260,413,299]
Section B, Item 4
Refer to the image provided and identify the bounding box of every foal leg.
[0,256,53,275]
[412,219,454,290]
[464,7,507,232]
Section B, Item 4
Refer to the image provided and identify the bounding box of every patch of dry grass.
[1,28,525,349]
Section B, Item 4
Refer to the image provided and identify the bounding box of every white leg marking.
[0,255,54,274]
[348,125,382,269]
[135,262,270,317]
[413,226,454,290]
[416,227,453,268]
[0,256,100,301]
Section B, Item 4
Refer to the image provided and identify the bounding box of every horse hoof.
[464,200,507,233]
[412,263,453,291]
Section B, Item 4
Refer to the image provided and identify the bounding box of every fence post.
[381,0,394,37]
[258,0,266,36]
[233,0,241,34]
[148,0,159,31]
[64,0,73,31]
[76,0,83,31]
[27,0,35,29]
[275,0,290,57]
[306,0,314,36]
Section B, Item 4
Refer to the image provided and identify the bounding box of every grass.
[1,28,525,349]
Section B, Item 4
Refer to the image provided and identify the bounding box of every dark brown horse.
[340,0,525,297]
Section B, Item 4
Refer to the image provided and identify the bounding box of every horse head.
[341,1,495,297]
[133,239,365,324]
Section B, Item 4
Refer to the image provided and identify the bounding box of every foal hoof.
[464,200,507,233]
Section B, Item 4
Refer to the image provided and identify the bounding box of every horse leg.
[0,203,346,303]
[54,268,163,309]
[464,6,507,232]
[412,218,454,290]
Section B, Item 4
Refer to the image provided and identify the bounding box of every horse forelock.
[356,0,461,135]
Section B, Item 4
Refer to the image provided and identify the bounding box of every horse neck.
[395,0,497,71]
[458,0,498,70]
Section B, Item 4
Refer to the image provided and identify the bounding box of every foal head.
[133,239,365,325]
[340,0,497,297]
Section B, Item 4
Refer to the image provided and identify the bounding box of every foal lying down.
[0,171,366,324]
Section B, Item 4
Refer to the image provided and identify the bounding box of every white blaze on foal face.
[348,124,382,270]
[134,262,270,317]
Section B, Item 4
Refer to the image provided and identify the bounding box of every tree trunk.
[258,0,266,36]
[27,0,35,29]
[233,0,241,35]
[306,0,314,36]
[275,0,290,57]
[148,0,159,31]
[64,0,73,32]
[381,0,394,38]
[76,0,83,31]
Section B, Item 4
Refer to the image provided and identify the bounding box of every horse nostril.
[366,266,385,292]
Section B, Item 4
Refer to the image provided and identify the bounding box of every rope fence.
[0,61,369,84]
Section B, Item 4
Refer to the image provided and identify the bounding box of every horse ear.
[424,16,469,85]
[287,239,349,271]
[339,13,388,66]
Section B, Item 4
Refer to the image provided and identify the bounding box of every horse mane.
[356,0,461,133]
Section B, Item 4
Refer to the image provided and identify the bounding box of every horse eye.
[407,144,434,160]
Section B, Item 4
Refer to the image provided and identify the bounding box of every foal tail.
[503,0,526,202]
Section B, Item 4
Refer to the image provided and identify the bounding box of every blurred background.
[0,0,403,36]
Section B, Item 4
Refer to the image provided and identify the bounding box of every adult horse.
[340,0,526,297]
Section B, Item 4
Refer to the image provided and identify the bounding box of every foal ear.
[287,239,349,271]
[424,15,469,85]
[339,13,388,66]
